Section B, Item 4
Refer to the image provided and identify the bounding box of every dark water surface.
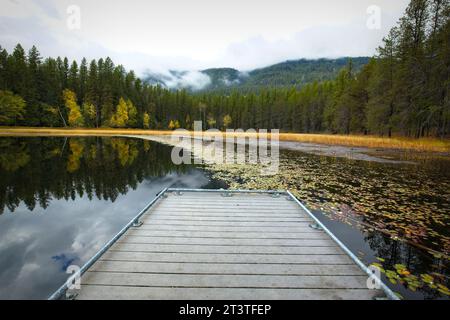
[279,149,450,300]
[0,137,224,299]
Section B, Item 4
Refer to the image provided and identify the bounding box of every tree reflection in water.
[0,137,190,214]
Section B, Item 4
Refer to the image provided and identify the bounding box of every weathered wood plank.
[148,211,302,217]
[99,251,353,264]
[164,194,289,199]
[155,204,299,214]
[148,216,311,222]
[110,243,343,255]
[148,212,304,219]
[164,201,292,206]
[155,197,299,205]
[134,224,317,233]
[77,286,379,300]
[118,235,336,246]
[82,272,369,289]
[139,220,313,227]
[128,229,325,239]
[88,260,357,275]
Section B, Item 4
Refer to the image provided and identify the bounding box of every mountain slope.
[143,57,370,92]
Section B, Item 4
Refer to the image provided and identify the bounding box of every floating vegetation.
[206,149,450,255]
[370,262,450,297]
[203,148,450,298]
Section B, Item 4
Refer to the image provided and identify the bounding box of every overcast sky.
[0,0,410,75]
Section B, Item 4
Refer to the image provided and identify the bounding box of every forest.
[0,0,449,138]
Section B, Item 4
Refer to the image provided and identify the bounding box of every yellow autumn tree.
[81,102,96,127]
[143,140,151,152]
[67,139,84,173]
[110,98,129,128]
[168,120,180,130]
[206,114,216,128]
[126,99,138,127]
[143,112,150,129]
[0,140,30,172]
[223,114,232,129]
[63,89,84,127]
[111,139,138,166]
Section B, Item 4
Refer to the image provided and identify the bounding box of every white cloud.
[0,0,411,74]
[166,71,212,91]
[145,70,212,91]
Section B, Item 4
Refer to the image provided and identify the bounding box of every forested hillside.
[0,0,448,137]
[145,57,370,92]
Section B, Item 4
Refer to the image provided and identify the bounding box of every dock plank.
[88,260,357,275]
[77,286,379,300]
[127,229,327,239]
[117,235,335,246]
[99,251,353,264]
[109,243,343,255]
[82,272,369,289]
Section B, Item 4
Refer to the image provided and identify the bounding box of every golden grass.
[277,133,450,153]
[1,127,449,152]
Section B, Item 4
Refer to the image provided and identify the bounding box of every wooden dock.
[75,190,387,300]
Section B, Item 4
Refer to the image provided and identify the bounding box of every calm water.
[0,136,449,299]
[0,137,224,299]
[279,149,450,300]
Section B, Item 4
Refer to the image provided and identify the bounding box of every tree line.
[0,0,448,137]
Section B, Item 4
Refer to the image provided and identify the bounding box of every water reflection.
[206,146,450,299]
[0,137,222,299]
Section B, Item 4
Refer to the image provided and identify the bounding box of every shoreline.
[0,127,449,153]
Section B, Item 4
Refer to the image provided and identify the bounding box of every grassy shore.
[1,127,449,153]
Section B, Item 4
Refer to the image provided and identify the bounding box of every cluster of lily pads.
[203,148,450,298]
[371,259,450,297]
[206,150,450,255]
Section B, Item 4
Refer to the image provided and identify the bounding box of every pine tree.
[68,60,79,98]
[9,44,28,97]
[85,59,99,126]
[25,45,42,126]
[79,58,88,103]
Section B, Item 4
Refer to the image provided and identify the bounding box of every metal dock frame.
[48,188,399,300]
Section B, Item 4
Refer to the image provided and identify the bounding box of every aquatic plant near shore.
[205,150,450,256]
[204,150,450,298]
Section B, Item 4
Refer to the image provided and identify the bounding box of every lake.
[0,136,449,299]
